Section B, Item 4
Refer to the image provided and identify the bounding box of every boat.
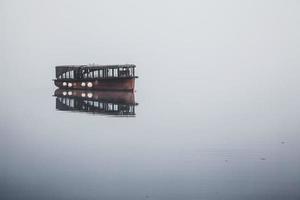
[54,64,137,91]
[54,89,137,116]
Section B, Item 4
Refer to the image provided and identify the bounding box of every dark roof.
[55,64,136,69]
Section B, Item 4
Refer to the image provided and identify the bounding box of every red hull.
[54,78,135,91]
[54,89,136,105]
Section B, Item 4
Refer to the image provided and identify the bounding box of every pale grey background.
[1,0,300,199]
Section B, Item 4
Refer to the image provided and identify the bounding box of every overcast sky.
[1,1,300,199]
[1,0,299,91]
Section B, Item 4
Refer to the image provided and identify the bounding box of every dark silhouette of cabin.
[55,64,136,80]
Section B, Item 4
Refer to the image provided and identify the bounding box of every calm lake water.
[1,1,300,199]
[1,68,300,200]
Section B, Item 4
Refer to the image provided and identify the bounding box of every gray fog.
[1,0,300,199]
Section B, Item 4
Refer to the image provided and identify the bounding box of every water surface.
[1,0,300,199]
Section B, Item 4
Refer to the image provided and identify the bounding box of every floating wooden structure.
[54,89,137,116]
[54,64,137,91]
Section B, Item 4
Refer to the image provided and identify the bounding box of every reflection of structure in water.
[54,89,137,116]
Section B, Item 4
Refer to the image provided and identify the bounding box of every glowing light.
[87,92,93,98]
[87,82,93,88]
